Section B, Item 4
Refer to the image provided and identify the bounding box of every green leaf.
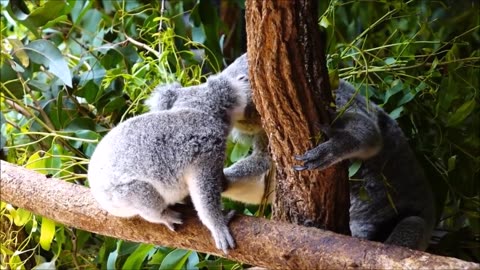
[39,218,56,251]
[447,100,476,127]
[159,249,191,270]
[384,57,396,65]
[186,251,200,270]
[65,117,96,132]
[32,260,56,270]
[9,38,29,66]
[21,0,67,28]
[388,106,404,120]
[122,244,154,269]
[25,152,48,174]
[103,96,126,114]
[384,80,403,104]
[319,16,331,29]
[107,241,121,270]
[0,61,25,98]
[13,208,32,227]
[192,25,206,43]
[230,142,251,163]
[447,155,457,172]
[24,40,72,87]
[348,160,362,177]
[396,91,415,107]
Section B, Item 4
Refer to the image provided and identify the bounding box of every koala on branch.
[88,74,249,253]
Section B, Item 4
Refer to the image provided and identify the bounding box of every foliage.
[320,0,479,261]
[0,0,478,269]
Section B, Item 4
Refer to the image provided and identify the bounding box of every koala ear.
[145,82,182,111]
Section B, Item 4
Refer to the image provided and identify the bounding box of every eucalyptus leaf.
[159,249,191,270]
[447,100,476,127]
[39,218,56,251]
[24,40,72,87]
[122,244,155,270]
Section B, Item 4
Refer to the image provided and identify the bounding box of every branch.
[0,161,478,270]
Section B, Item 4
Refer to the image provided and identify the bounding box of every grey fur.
[221,54,435,250]
[88,74,249,253]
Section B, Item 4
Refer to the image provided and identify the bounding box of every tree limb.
[0,161,478,270]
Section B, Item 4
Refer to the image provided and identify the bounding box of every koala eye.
[236,75,248,82]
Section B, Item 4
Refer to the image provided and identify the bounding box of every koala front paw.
[294,145,334,171]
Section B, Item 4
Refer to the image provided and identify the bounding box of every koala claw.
[225,210,236,222]
[162,209,183,231]
[213,226,236,254]
[293,165,308,171]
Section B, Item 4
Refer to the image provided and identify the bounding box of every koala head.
[221,54,262,134]
[145,82,182,111]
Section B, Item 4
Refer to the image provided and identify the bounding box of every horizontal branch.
[0,161,478,269]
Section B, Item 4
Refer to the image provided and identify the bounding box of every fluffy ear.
[145,82,182,111]
[221,53,248,79]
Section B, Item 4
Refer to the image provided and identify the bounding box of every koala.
[220,54,436,251]
[88,73,249,253]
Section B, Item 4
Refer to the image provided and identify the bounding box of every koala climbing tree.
[244,0,351,234]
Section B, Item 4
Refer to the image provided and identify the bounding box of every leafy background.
[1,0,478,269]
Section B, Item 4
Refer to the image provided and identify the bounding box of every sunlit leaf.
[39,218,56,251]
[13,208,32,227]
[25,152,48,174]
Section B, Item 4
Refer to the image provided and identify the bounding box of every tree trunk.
[1,161,478,269]
[245,0,350,234]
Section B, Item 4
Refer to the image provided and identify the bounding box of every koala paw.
[294,145,333,171]
[161,209,183,231]
[212,224,235,254]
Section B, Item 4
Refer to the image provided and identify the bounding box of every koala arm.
[295,111,383,171]
[222,131,272,204]
[224,131,270,181]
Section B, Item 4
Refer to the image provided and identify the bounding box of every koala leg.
[295,112,382,171]
[385,216,429,250]
[108,180,182,231]
[187,163,236,254]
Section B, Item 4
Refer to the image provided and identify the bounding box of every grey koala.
[220,54,435,250]
[88,73,249,253]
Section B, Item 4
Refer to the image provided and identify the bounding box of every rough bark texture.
[1,161,479,269]
[245,0,350,233]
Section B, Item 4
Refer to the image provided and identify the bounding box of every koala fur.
[220,54,435,250]
[88,74,249,253]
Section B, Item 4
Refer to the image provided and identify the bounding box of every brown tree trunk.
[1,161,479,270]
[245,0,350,234]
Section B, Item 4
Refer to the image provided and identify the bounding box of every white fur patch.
[221,174,268,204]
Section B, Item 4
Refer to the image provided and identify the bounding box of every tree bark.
[1,161,479,269]
[245,0,350,233]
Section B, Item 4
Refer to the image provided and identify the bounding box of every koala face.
[221,54,262,134]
